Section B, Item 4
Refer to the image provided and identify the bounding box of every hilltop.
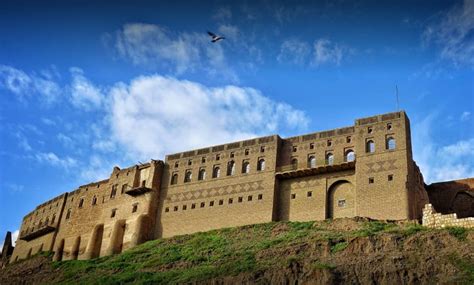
[1,218,473,285]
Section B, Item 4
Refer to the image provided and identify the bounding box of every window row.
[290,191,314,199]
[291,149,355,169]
[368,174,394,184]
[65,203,139,221]
[366,137,396,153]
[22,214,57,234]
[171,159,266,185]
[293,136,353,153]
[164,194,264,212]
[174,147,267,168]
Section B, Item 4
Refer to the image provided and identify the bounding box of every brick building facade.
[9,111,431,262]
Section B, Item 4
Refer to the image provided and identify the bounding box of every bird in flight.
[207,31,225,43]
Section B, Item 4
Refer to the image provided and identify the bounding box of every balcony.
[125,184,152,196]
[20,225,56,241]
[276,161,356,179]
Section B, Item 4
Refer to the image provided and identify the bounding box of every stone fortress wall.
[7,110,452,264]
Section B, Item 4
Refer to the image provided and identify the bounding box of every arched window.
[78,198,84,208]
[291,158,298,170]
[92,196,97,205]
[66,209,71,220]
[171,173,178,185]
[45,218,49,226]
[184,170,192,183]
[242,161,250,174]
[257,159,266,171]
[227,161,235,176]
[345,150,355,162]
[198,168,206,180]
[110,185,117,199]
[213,166,221,178]
[386,137,396,150]
[51,214,56,224]
[308,156,316,168]
[326,153,334,165]
[366,140,375,153]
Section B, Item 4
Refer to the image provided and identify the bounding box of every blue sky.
[0,0,473,247]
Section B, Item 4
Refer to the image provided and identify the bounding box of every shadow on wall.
[426,178,474,218]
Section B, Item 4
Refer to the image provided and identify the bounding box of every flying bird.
[207,31,225,43]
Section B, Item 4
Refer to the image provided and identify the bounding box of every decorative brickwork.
[8,111,441,263]
[422,204,474,228]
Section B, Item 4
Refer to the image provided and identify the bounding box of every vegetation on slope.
[1,218,473,285]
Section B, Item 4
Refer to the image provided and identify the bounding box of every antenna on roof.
[395,85,400,111]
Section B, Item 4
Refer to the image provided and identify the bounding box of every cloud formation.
[312,39,346,66]
[112,23,237,81]
[69,67,104,110]
[35,152,78,169]
[422,0,474,67]
[413,113,474,183]
[109,75,309,159]
[277,39,311,65]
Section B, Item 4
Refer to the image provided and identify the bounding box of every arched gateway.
[326,180,355,219]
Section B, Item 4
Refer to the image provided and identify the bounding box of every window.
[307,191,312,197]
[110,185,117,199]
[227,161,235,176]
[345,150,355,162]
[369,177,374,184]
[92,196,97,205]
[291,193,296,199]
[174,162,179,168]
[132,204,138,213]
[368,127,373,134]
[198,168,206,180]
[248,195,253,201]
[326,153,334,165]
[238,197,243,202]
[260,146,265,153]
[200,202,205,208]
[387,123,392,130]
[141,180,146,187]
[338,199,346,207]
[184,170,192,183]
[213,166,221,178]
[183,205,187,210]
[171,173,178,185]
[173,206,178,212]
[228,198,233,204]
[191,203,196,209]
[66,209,71,220]
[216,154,220,161]
[78,198,84,208]
[386,137,396,150]
[51,214,56,224]
[209,201,214,207]
[293,146,297,152]
[327,140,332,147]
[257,159,266,171]
[219,199,224,205]
[165,207,169,212]
[111,209,116,218]
[245,149,249,155]
[308,156,316,168]
[291,158,298,169]
[346,136,351,143]
[188,159,192,166]
[202,157,206,163]
[230,152,235,158]
[366,140,375,153]
[258,194,263,200]
[309,143,314,149]
[121,184,127,194]
[388,174,393,181]
[242,161,250,174]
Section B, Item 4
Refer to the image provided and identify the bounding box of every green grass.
[29,220,471,284]
[446,227,468,241]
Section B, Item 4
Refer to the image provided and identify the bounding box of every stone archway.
[326,180,355,219]
[85,224,104,259]
[71,236,81,260]
[53,239,65,261]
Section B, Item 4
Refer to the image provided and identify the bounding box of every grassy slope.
[40,220,473,285]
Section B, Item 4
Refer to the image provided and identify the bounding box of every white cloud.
[41,117,56,126]
[312,39,347,66]
[112,23,238,82]
[277,39,311,64]
[213,7,232,21]
[69,67,104,110]
[413,113,474,183]
[422,0,474,67]
[57,133,74,148]
[108,75,309,159]
[0,65,61,104]
[80,155,114,181]
[460,111,471,121]
[35,152,77,169]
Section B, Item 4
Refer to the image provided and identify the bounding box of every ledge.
[276,161,356,179]
[20,225,56,241]
[125,186,152,196]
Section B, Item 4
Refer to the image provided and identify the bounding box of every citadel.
[1,110,473,265]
